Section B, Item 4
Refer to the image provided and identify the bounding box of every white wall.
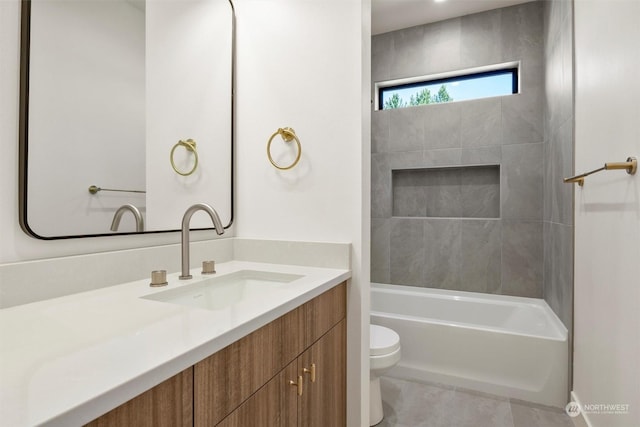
[146,0,233,230]
[27,0,146,236]
[233,1,370,425]
[573,1,640,426]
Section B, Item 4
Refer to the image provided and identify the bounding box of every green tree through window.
[383,85,452,109]
[383,93,407,109]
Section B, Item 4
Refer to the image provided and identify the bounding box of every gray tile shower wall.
[371,1,547,298]
[392,167,500,218]
[543,0,574,333]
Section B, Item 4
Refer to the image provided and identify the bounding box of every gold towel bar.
[564,156,637,186]
[88,185,146,194]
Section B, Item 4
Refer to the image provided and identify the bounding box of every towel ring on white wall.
[170,139,199,176]
[267,127,302,170]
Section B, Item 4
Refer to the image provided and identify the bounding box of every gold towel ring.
[170,139,199,176]
[267,127,302,170]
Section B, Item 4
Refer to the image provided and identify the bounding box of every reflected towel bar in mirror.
[88,185,146,194]
[564,156,637,186]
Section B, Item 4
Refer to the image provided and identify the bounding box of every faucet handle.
[202,260,216,275]
[150,270,168,287]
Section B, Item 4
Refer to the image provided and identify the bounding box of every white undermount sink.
[141,270,304,311]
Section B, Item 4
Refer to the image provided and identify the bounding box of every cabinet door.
[84,368,193,427]
[194,306,303,426]
[216,359,299,427]
[298,319,346,427]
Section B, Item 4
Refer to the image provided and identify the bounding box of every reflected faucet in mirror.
[180,203,225,280]
[110,204,145,232]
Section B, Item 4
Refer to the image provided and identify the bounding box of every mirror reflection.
[19,0,234,238]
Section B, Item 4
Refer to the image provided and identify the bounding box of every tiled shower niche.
[392,165,500,218]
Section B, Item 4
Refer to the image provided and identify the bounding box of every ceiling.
[372,0,536,35]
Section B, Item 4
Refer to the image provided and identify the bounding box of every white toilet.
[370,324,401,426]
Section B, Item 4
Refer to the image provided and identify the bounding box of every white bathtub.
[371,283,568,408]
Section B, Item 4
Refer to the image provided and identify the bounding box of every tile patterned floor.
[376,377,575,427]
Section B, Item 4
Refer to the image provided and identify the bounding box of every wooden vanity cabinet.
[196,282,346,427]
[85,282,346,427]
[85,368,193,427]
[215,319,346,427]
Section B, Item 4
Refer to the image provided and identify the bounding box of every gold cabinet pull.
[303,363,316,383]
[289,375,303,396]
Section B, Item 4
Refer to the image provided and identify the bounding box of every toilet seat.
[370,324,400,356]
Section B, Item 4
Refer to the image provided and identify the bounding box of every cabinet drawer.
[303,282,346,348]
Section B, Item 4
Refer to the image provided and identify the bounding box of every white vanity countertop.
[0,261,350,427]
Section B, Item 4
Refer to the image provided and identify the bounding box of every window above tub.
[375,62,520,111]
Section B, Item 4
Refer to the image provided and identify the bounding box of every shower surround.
[371,0,574,328]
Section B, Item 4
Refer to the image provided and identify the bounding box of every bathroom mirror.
[18,0,234,239]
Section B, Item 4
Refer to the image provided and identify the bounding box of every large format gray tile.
[391,25,426,79]
[501,143,543,220]
[372,153,391,219]
[422,17,462,74]
[372,32,393,83]
[371,218,390,284]
[390,218,425,287]
[559,14,573,128]
[379,377,456,427]
[550,120,574,226]
[445,388,513,427]
[424,219,462,289]
[500,1,543,63]
[543,221,553,315]
[372,110,390,154]
[378,377,576,427]
[543,221,575,334]
[424,102,461,150]
[461,220,501,293]
[511,401,574,427]
[544,31,563,135]
[389,107,425,152]
[543,142,553,222]
[460,9,502,68]
[461,146,502,165]
[425,169,463,218]
[393,185,426,217]
[461,166,500,218]
[393,170,427,217]
[501,220,543,298]
[388,150,429,170]
[549,222,573,332]
[461,98,503,148]
[502,91,544,145]
[424,148,463,167]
